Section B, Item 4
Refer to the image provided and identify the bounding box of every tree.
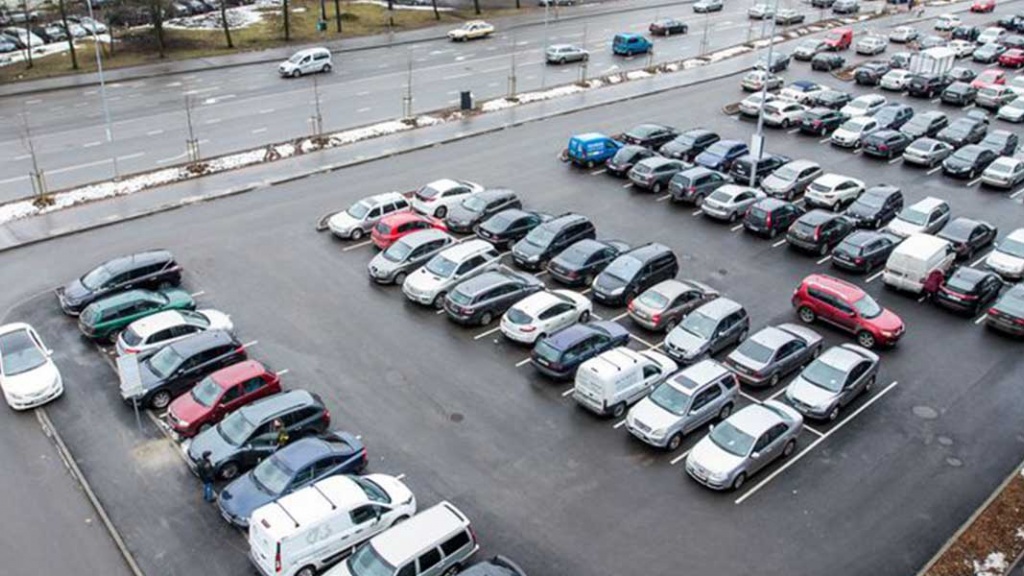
[21,0,33,69]
[283,0,290,41]
[334,0,342,32]
[473,0,480,15]
[144,0,169,58]
[219,0,233,48]
[431,0,439,20]
[57,0,78,69]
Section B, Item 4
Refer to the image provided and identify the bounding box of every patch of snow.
[480,98,517,112]
[683,58,708,69]
[751,35,785,48]
[808,25,822,31]
[1016,527,1024,540]
[351,0,453,11]
[585,78,605,88]
[329,120,414,145]
[166,5,267,31]
[972,552,1007,576]
[707,45,752,63]
[625,70,652,80]
[274,143,297,158]
[0,41,71,68]
[415,115,443,127]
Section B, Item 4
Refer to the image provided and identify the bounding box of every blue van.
[565,133,623,167]
[612,33,653,56]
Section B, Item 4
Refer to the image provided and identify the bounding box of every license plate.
[634,310,648,319]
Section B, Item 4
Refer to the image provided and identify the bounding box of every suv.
[410,179,484,219]
[628,279,719,332]
[592,243,680,306]
[861,130,912,159]
[885,196,951,237]
[622,123,680,148]
[728,153,789,186]
[907,74,953,98]
[743,198,804,238]
[118,330,247,410]
[444,269,545,326]
[444,188,521,234]
[664,298,750,364]
[475,208,550,249]
[512,213,596,269]
[873,103,914,130]
[668,167,728,204]
[628,157,689,193]
[786,211,855,256]
[57,250,182,315]
[844,185,904,229]
[327,192,411,240]
[941,82,978,106]
[659,129,720,160]
[547,239,630,287]
[805,173,865,210]
[186,390,330,480]
[368,229,455,285]
[78,288,195,343]
[166,360,281,438]
[402,240,502,308]
[792,274,905,348]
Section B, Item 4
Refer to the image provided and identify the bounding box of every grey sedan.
[545,43,589,64]
[724,324,823,388]
[761,159,823,200]
[902,137,953,167]
[686,400,803,491]
[627,279,719,332]
[367,229,455,284]
[784,343,879,421]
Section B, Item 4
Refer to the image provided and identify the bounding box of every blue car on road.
[613,33,653,56]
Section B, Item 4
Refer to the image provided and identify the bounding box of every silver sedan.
[784,343,879,421]
[545,44,589,64]
[724,323,823,388]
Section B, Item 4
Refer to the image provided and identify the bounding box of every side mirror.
[751,451,762,460]
[708,423,715,432]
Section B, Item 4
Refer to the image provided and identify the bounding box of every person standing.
[922,268,944,301]
[198,451,216,503]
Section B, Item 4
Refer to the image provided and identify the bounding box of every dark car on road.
[936,118,987,148]
[669,166,728,204]
[985,285,1024,336]
[937,218,998,260]
[873,103,914,130]
[861,130,912,159]
[622,123,680,149]
[902,137,954,167]
[854,61,890,86]
[659,128,720,160]
[942,144,998,178]
[743,198,804,238]
[831,230,900,273]
[445,269,544,325]
[628,157,690,193]
[531,321,631,379]
[724,323,823,388]
[605,145,659,177]
[755,51,791,72]
[728,153,789,186]
[217,431,367,528]
[445,188,521,234]
[695,140,749,172]
[844,184,903,229]
[592,242,679,306]
[799,107,846,136]
[814,89,853,110]
[650,18,688,35]
[907,74,953,98]
[936,267,1004,316]
[811,52,845,71]
[787,210,855,256]
[511,213,596,269]
[979,130,1019,156]
[547,239,630,287]
[57,249,182,315]
[941,81,978,106]
[475,209,550,250]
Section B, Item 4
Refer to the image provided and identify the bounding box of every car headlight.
[708,470,728,482]
[610,287,625,295]
[177,418,190,427]
[651,428,667,439]
[880,330,895,337]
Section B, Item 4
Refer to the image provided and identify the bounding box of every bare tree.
[21,0,33,69]
[19,112,48,205]
[283,0,290,41]
[387,0,394,27]
[431,0,439,20]
[144,0,170,58]
[219,0,233,47]
[473,0,480,15]
[334,0,342,32]
[57,0,78,69]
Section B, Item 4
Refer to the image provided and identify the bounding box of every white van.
[248,474,416,576]
[279,47,332,78]
[573,347,677,418]
[882,233,955,293]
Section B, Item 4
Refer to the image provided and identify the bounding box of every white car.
[115,309,233,356]
[762,100,807,128]
[934,13,961,31]
[978,27,1006,46]
[402,239,502,308]
[888,26,919,43]
[701,185,766,222]
[0,323,63,410]
[69,15,107,35]
[739,92,777,117]
[278,47,332,78]
[880,69,914,91]
[447,20,495,41]
[855,36,887,56]
[778,82,825,104]
[998,98,1024,122]
[327,191,410,240]
[805,173,865,210]
[693,0,723,12]
[840,94,886,118]
[410,179,483,219]
[499,290,592,344]
[981,157,1024,188]
[830,116,879,148]
[884,197,950,238]
[741,70,782,92]
[986,228,1024,280]
[1007,76,1024,98]
[949,40,976,59]
[748,3,774,18]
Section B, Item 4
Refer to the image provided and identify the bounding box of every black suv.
[659,129,720,161]
[444,269,544,326]
[57,250,182,315]
[592,243,679,306]
[606,145,659,177]
[936,118,987,148]
[743,198,804,239]
[900,111,949,139]
[862,130,912,159]
[547,239,631,287]
[118,330,246,410]
[952,25,980,42]
[729,153,789,186]
[186,390,330,480]
[814,90,853,110]
[621,123,680,149]
[786,210,855,256]
[844,185,903,229]
[445,188,521,234]
[907,74,953,98]
[475,209,550,250]
[511,213,596,270]
[854,62,890,86]
[800,107,846,135]
[831,231,900,273]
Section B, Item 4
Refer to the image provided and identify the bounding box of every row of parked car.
[0,15,106,52]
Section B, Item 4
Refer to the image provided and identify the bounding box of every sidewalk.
[0,0,693,98]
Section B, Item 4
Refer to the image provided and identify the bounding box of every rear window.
[505,308,533,325]
[375,222,391,234]
[708,189,732,203]
[637,290,669,309]
[792,221,818,235]
[440,531,471,556]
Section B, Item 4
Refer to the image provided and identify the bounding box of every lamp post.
[750,0,781,188]
[84,0,119,180]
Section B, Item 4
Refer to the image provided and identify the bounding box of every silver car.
[327,191,411,240]
[902,137,953,167]
[741,70,783,92]
[701,185,766,222]
[367,229,455,285]
[982,156,1024,188]
[739,92,777,117]
[693,0,723,12]
[664,298,749,364]
[784,343,879,421]
[545,43,589,64]
[626,360,739,451]
[888,25,919,43]
[855,36,887,56]
[761,159,823,200]
[724,324,823,388]
[686,400,803,491]
[627,279,719,332]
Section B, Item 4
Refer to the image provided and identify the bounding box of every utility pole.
[751,0,780,188]
[85,0,118,179]
[508,31,517,98]
[579,23,589,83]
[184,95,200,163]
[310,75,323,136]
[19,113,47,205]
[21,0,33,69]
[700,10,711,56]
[402,47,413,119]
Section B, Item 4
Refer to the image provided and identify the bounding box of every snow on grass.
[706,45,753,63]
[751,35,786,48]
[972,552,1007,576]
[351,0,453,11]
[480,84,586,112]
[165,5,268,31]
[626,69,653,80]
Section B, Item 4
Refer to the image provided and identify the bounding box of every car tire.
[350,228,364,241]
[667,432,683,451]
[433,292,447,309]
[442,565,461,576]
[198,423,211,434]
[582,274,594,286]
[664,318,678,333]
[291,69,301,78]
[782,119,791,129]
[434,206,447,219]
[393,272,407,286]
[653,182,663,193]
[819,243,829,256]
[865,375,876,393]
[150,390,172,410]
[782,439,797,457]
[857,330,877,349]
[559,57,566,64]
[219,461,240,481]
[828,405,840,421]
[694,193,705,206]
[322,63,332,73]
[731,472,747,491]
[611,402,627,418]
[769,372,780,387]
[798,306,816,324]
[718,402,733,420]
[578,310,590,323]
[296,566,317,576]
[480,312,493,326]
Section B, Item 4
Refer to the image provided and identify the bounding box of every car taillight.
[989,307,998,316]
[688,186,697,193]
[651,313,662,324]
[854,257,864,264]
[275,543,282,573]
[520,325,536,332]
[628,301,635,311]
[1016,317,1024,326]
[565,270,579,279]
[878,144,888,151]
[360,448,368,462]
[812,120,822,127]
[814,226,821,241]
[765,213,772,228]
[322,410,331,424]
[125,347,139,354]
[236,346,245,355]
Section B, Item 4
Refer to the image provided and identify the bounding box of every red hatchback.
[792,274,905,349]
[166,360,281,438]
[999,49,1024,68]
[371,212,446,250]
[971,0,995,12]
[971,69,1007,89]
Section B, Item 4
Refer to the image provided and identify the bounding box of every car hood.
[187,425,240,466]
[987,250,1024,273]
[886,218,923,237]
[874,308,904,332]
[833,127,860,140]
[167,392,212,427]
[365,473,415,506]
[1,361,59,397]
[368,251,405,274]
[689,436,745,476]
[446,204,482,225]
[761,174,793,193]
[62,277,92,304]
[199,309,233,332]
[405,267,449,291]
[629,397,682,431]
[161,287,195,309]
[327,211,359,231]
[666,328,709,358]
[513,240,545,259]
[786,375,838,409]
[218,472,275,521]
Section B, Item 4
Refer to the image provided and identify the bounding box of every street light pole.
[750,0,780,188]
[85,0,119,180]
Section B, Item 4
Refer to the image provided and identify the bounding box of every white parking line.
[917,294,927,303]
[189,290,205,298]
[1010,187,1024,199]
[818,137,830,144]
[975,312,989,325]
[342,240,373,252]
[772,239,788,248]
[971,251,991,267]
[435,309,446,315]
[927,166,943,175]
[396,473,406,481]
[805,425,825,437]
[888,157,902,165]
[611,312,630,322]
[146,129,164,136]
[535,270,549,278]
[852,149,863,155]
[967,177,982,187]
[241,340,259,349]
[670,447,693,465]
[766,387,788,402]
[735,380,899,505]
[251,127,267,134]
[656,194,672,202]
[930,97,941,104]
[692,209,703,217]
[515,357,533,367]
[739,391,761,404]
[590,168,606,176]
[622,183,633,189]
[275,369,290,377]
[730,224,744,232]
[473,326,502,340]
[613,418,628,429]
[561,387,575,397]
[816,255,832,265]
[83,141,102,148]
[580,288,592,295]
[629,333,658,349]
[866,270,885,283]
[787,128,800,135]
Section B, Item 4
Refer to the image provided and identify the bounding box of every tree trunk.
[58,0,78,69]
[387,0,394,27]
[516,0,521,8]
[431,0,439,19]
[22,0,32,69]
[283,0,290,41]
[334,0,341,32]
[220,0,233,48]
[473,0,481,15]
[151,1,166,58]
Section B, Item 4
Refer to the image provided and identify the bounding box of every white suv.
[831,116,879,148]
[402,239,501,308]
[805,173,865,210]
[410,179,484,219]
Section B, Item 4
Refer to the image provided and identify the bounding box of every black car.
[461,556,528,576]
[998,13,1024,31]
[900,111,949,139]
[936,267,1004,315]
[800,107,846,135]
[669,166,728,204]
[186,390,331,480]
[605,145,659,177]
[941,82,978,106]
[979,130,1019,156]
[873,103,914,130]
[942,144,998,178]
[986,285,1024,337]
[511,213,596,269]
[118,330,247,410]
[531,321,631,379]
[830,230,900,273]
[742,198,804,238]
[756,52,791,73]
[854,62,890,86]
[621,123,680,149]
[907,74,952,98]
[547,239,630,287]
[951,25,980,42]
[811,52,845,71]
[844,184,903,229]
[728,153,790,186]
[592,242,679,306]
[974,43,1007,64]
[936,118,987,148]
[659,129,720,160]
[889,52,913,69]
[649,18,689,36]
[445,188,521,234]
[814,90,853,110]
[948,67,977,83]
[444,270,544,325]
[786,210,855,256]
[56,249,182,315]
[937,217,998,260]
[861,130,912,159]
[811,0,835,7]
[475,209,550,249]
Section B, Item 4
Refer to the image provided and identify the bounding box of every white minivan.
[573,347,677,418]
[279,47,333,78]
[248,474,416,576]
[882,234,956,293]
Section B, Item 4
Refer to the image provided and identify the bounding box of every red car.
[971,69,1007,89]
[791,274,905,349]
[823,27,853,51]
[999,49,1024,68]
[971,0,995,12]
[370,212,446,250]
[166,360,281,438]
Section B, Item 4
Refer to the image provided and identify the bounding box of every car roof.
[363,191,407,206]
[168,329,237,355]
[671,359,729,388]
[648,279,699,299]
[542,213,588,231]
[683,128,716,138]
[572,132,612,142]
[514,290,571,315]
[127,310,187,337]
[940,217,981,236]
[241,389,319,420]
[616,32,644,40]
[730,403,786,437]
[211,360,268,386]
[815,173,853,186]
[803,273,865,299]
[639,157,679,168]
[694,297,742,319]
[712,184,757,199]
[397,229,449,248]
[273,436,340,469]
[545,322,615,348]
[0,322,33,338]
[454,270,520,296]
[442,239,494,259]
[819,345,871,371]
[101,250,174,274]
[1006,228,1024,242]
[843,230,884,246]
[626,242,672,261]
[750,326,797,349]
[783,159,819,171]
[257,475,368,539]
[950,266,990,284]
[799,210,841,225]
[753,197,788,211]
[907,196,947,211]
[425,178,461,191]
[380,211,426,227]
[373,502,470,564]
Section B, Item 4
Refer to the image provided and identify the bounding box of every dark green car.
[78,288,195,342]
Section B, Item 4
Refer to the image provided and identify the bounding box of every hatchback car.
[985,228,1024,280]
[942,145,998,178]
[545,43,589,64]
[982,156,1024,188]
[444,188,521,234]
[628,279,719,332]
[659,129,720,160]
[669,166,728,204]
[740,93,777,119]
[500,289,592,344]
[830,116,879,149]
[861,130,912,159]
[947,67,977,83]
[889,52,913,69]
[444,269,545,326]
[664,298,749,365]
[799,108,846,136]
[998,98,1024,122]
[327,192,410,241]
[941,82,978,106]
[844,185,904,229]
[761,160,822,200]
[794,38,828,60]
[1000,49,1024,68]
[695,140,749,172]
[972,69,1007,90]
[116,308,232,356]
[725,324,823,388]
[409,179,483,219]
[908,74,953,98]
[166,360,281,438]
[792,274,905,348]
[785,344,879,421]
[79,288,195,343]
[880,69,914,92]
[935,267,1004,315]
[743,198,804,238]
[693,0,723,12]
[902,137,954,167]
[605,144,659,177]
[728,153,789,186]
[811,52,845,72]
[888,26,918,43]
[371,212,446,250]
[547,239,630,287]
[475,209,550,249]
[402,239,502,308]
[628,157,690,193]
[367,229,455,285]
[741,70,784,92]
[57,250,182,315]
[934,13,961,31]
[701,185,766,223]
[936,118,987,148]
[511,213,595,269]
[831,230,900,273]
[979,130,1019,156]
[978,85,1019,111]
[974,42,1008,64]
[622,123,679,149]
[901,111,949,139]
[859,63,892,86]
[814,90,853,110]
[886,197,951,238]
[805,173,865,210]
[840,95,887,118]
[787,210,855,255]
[855,37,887,57]
[779,81,825,104]
[592,243,679,306]
[985,285,1024,336]
[531,322,630,379]
[873,103,914,131]
[0,323,63,410]
[686,400,803,491]
[949,39,977,59]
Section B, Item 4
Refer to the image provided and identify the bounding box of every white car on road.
[410,179,484,219]
[447,20,495,41]
[0,323,63,410]
[500,290,593,344]
[934,13,961,31]
[116,309,234,356]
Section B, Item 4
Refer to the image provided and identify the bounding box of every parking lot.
[5,13,1024,576]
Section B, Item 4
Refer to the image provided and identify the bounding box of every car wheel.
[695,193,705,206]
[578,310,590,322]
[611,402,627,419]
[819,243,829,256]
[296,566,317,576]
[479,312,493,326]
[828,405,840,421]
[798,306,816,324]
[667,432,683,451]
[433,292,447,309]
[586,160,594,168]
[559,57,566,64]
[393,272,407,286]
[782,439,797,457]
[442,565,461,576]
[718,402,733,420]
[291,69,301,78]
[737,328,748,343]
[350,228,364,241]
[865,375,876,393]
[653,182,663,193]
[434,206,447,219]
[322,63,332,73]
[728,211,738,223]
[769,372,780,387]
[968,169,975,179]
[582,274,594,286]
[150,390,171,410]
[857,330,877,349]
[198,423,211,434]
[219,461,240,481]
[731,472,747,491]
[663,318,678,333]
[782,119,791,129]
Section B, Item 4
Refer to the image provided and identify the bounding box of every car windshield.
[857,193,885,208]
[1000,236,1024,258]
[705,142,732,156]
[287,53,305,64]
[681,311,717,339]
[383,240,414,263]
[637,290,669,309]
[708,189,734,204]
[462,195,487,212]
[852,293,883,319]
[908,139,935,152]
[347,545,395,576]
[80,264,114,289]
[425,255,457,278]
[354,476,391,503]
[773,165,799,181]
[120,326,144,347]
[709,420,755,457]
[525,226,556,247]
[673,134,697,147]
[146,346,184,379]
[557,244,595,265]
[802,358,848,392]
[905,117,930,130]
[798,39,819,49]
[217,411,256,446]
[603,256,643,282]
[448,289,473,306]
[251,455,293,495]
[613,148,642,163]
[346,201,372,219]
[735,339,775,363]
[0,330,46,376]
[648,380,692,416]
[417,184,444,199]
[843,118,871,130]
[190,376,222,408]
[898,207,930,226]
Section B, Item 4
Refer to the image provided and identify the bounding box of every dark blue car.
[217,431,367,528]
[695,140,749,172]
[530,321,630,379]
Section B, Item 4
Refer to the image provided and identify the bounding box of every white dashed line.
[866,270,885,283]
[515,357,533,367]
[561,387,575,397]
[816,255,832,265]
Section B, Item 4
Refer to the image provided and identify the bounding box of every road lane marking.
[787,128,800,135]
[622,182,633,189]
[613,418,628,429]
[12,154,31,161]
[888,157,902,165]
[628,333,658,349]
[818,137,830,144]
[357,107,372,113]
[0,175,29,185]
[48,158,117,175]
[259,108,275,114]
[251,127,267,134]
[739,391,761,404]
[83,141,102,148]
[146,129,164,136]
[611,312,630,321]
[1010,187,1024,199]
[731,224,744,232]
[967,177,982,187]
[118,152,144,162]
[692,209,703,216]
[805,426,825,437]
[435,309,446,315]
[473,326,502,340]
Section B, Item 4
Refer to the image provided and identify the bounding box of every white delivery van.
[248,474,416,576]
[882,233,955,293]
[573,347,678,418]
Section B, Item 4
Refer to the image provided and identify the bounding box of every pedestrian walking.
[922,268,944,300]
[274,419,289,448]
[198,451,216,503]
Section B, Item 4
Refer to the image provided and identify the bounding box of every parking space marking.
[189,290,205,298]
[535,270,549,278]
[739,391,761,404]
[805,425,825,438]
[975,312,989,325]
[1011,187,1024,199]
[866,270,884,283]
[971,251,992,267]
[787,128,800,135]
[692,209,703,217]
[580,288,592,295]
[888,157,902,165]
[435,309,446,315]
[772,239,787,248]
[628,333,659,349]
[730,224,744,232]
[930,98,941,104]
[613,418,628,429]
[766,387,788,402]
[927,166,942,175]
[816,255,831,265]
[622,183,633,189]
[852,149,863,156]
[818,137,830,144]
[241,340,259,349]
[275,369,290,376]
[473,326,503,340]
[656,194,672,202]
[611,311,630,322]
[590,168,606,176]
[343,240,374,252]
[515,357,532,367]
[734,380,899,505]
[561,387,575,397]
[670,447,693,465]
[967,177,982,187]
[396,473,406,481]
[917,294,927,303]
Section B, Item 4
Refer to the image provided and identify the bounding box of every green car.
[78,288,195,343]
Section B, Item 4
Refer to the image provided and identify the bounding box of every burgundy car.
[166,360,282,438]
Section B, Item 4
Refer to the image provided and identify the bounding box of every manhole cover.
[912,406,939,420]
[449,412,464,423]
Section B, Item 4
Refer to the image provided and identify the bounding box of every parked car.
[743,198,805,238]
[942,144,999,178]
[748,2,775,19]
[500,289,592,344]
[755,52,791,73]
[937,218,998,260]
[832,0,859,13]
[605,144,659,177]
[861,130,911,159]
[813,89,853,110]
[811,52,846,72]
[592,243,679,306]
[116,308,232,356]
[402,239,502,307]
[775,9,804,25]
[628,279,719,332]
[741,92,776,117]
[79,288,195,343]
[948,67,977,83]
[936,117,987,148]
[794,39,828,61]
[475,209,550,250]
[980,26,1007,44]
[1000,49,1024,68]
[844,185,904,228]
[982,156,1024,188]
[805,173,864,210]
[327,192,410,241]
[511,213,595,270]
[873,103,914,131]
[935,267,1004,315]
[799,108,846,136]
[934,13,961,31]
[695,140,749,172]
[889,51,913,69]
[942,82,978,106]
[977,85,1019,111]
[573,347,677,418]
[792,274,905,348]
[979,130,1019,156]
[761,159,822,200]
[409,179,483,219]
[669,166,728,205]
[664,298,749,364]
[445,188,520,234]
[622,123,680,149]
[545,43,589,64]
[787,210,855,255]
[0,36,16,53]
[762,101,808,129]
[444,269,544,326]
[547,239,630,287]
[856,37,887,56]
[166,360,280,439]
[725,324,823,388]
[701,185,766,223]
[888,26,918,43]
[660,128,720,160]
[972,69,1007,90]
[741,70,784,92]
[985,228,1024,280]
[949,39,977,59]
[728,153,789,185]
[785,344,879,421]
[566,132,622,167]
[779,80,825,104]
[831,231,900,273]
[840,95,887,118]
[854,61,890,85]
[0,323,63,410]
[628,157,690,193]
[901,111,949,139]
[974,42,1008,64]
[908,74,953,98]
[649,18,688,36]
[57,250,181,315]
[831,116,879,149]
[367,229,455,285]
[531,321,630,379]
[882,234,957,294]
[886,197,951,237]
[371,212,446,250]
[985,285,1024,336]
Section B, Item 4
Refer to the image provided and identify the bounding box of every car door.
[539,302,576,334]
[286,406,323,436]
[830,295,860,332]
[214,384,243,418]
[286,463,318,495]
[635,363,664,402]
[454,255,485,282]
[759,423,791,467]
[683,384,722,433]
[363,206,383,230]
[839,361,870,406]
[775,339,807,376]
[240,374,272,405]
